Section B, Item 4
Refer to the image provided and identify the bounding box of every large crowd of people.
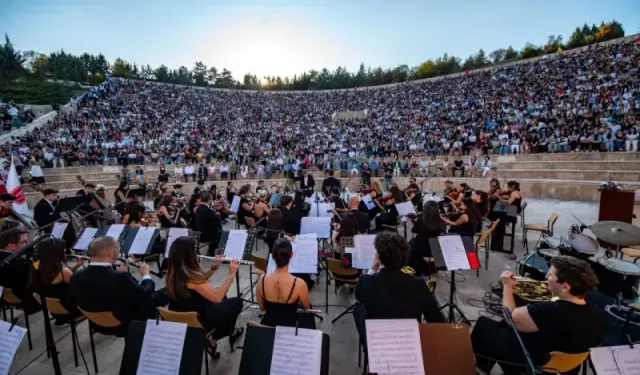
[1,38,639,185]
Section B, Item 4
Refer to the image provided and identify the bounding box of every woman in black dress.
[374,185,403,231]
[236,184,255,227]
[487,178,502,214]
[113,181,129,216]
[32,238,84,321]
[264,208,284,254]
[490,181,523,252]
[256,238,315,329]
[443,198,483,237]
[408,201,446,276]
[166,237,244,358]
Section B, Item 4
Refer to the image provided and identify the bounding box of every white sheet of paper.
[0,320,27,375]
[301,217,332,239]
[129,227,156,255]
[136,320,187,375]
[304,192,322,205]
[51,222,68,239]
[614,347,640,375]
[270,326,322,375]
[354,235,376,270]
[344,247,359,268]
[289,234,318,274]
[105,224,126,240]
[362,194,376,210]
[395,202,416,217]
[438,235,470,271]
[224,230,248,260]
[591,346,628,375]
[73,228,99,250]
[230,195,241,213]
[267,254,277,273]
[366,319,425,375]
[164,228,190,257]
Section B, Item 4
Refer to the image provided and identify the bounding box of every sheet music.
[395,202,416,217]
[438,235,470,271]
[614,347,640,375]
[306,203,334,218]
[164,228,190,258]
[365,319,425,375]
[289,234,318,274]
[267,254,277,273]
[230,195,241,213]
[224,230,248,259]
[105,224,126,240]
[269,193,281,206]
[270,326,322,375]
[73,228,99,250]
[136,320,187,375]
[354,235,376,270]
[591,346,628,375]
[0,320,27,375]
[51,222,67,239]
[362,194,376,210]
[129,227,156,255]
[345,247,357,268]
[301,217,332,239]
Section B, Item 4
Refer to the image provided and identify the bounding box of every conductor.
[295,168,315,197]
[321,170,341,197]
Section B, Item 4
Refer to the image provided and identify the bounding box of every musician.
[195,192,223,256]
[33,188,60,230]
[226,181,236,203]
[488,178,502,212]
[407,201,446,276]
[328,186,347,222]
[442,198,482,236]
[0,193,16,219]
[254,190,271,226]
[472,190,490,219]
[345,196,370,234]
[156,195,180,228]
[113,181,129,216]
[76,183,99,227]
[353,232,444,342]
[279,195,304,235]
[256,180,267,194]
[294,168,315,197]
[70,237,168,332]
[166,236,244,357]
[405,177,422,212]
[489,180,522,252]
[472,256,605,375]
[321,169,341,197]
[264,209,284,253]
[374,185,403,231]
[443,180,454,196]
[32,238,85,322]
[237,184,255,227]
[172,184,186,199]
[0,228,41,313]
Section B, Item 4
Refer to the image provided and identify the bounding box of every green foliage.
[0,34,25,85]
[0,81,84,105]
[520,43,543,59]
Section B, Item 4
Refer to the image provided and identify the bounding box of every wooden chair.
[475,219,500,276]
[158,306,215,375]
[523,212,559,254]
[251,254,268,276]
[326,258,359,293]
[541,351,589,373]
[33,294,85,367]
[519,201,528,231]
[1,288,36,350]
[381,216,402,233]
[78,308,123,374]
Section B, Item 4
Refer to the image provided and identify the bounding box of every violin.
[140,212,159,226]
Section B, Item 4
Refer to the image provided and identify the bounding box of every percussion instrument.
[517,253,550,281]
[590,221,640,247]
[565,233,599,259]
[595,257,640,300]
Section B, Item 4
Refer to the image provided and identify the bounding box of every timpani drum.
[595,258,640,300]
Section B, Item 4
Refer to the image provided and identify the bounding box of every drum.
[543,236,564,249]
[517,253,550,281]
[595,258,640,300]
[566,233,599,259]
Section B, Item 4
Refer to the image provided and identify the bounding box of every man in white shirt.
[184,164,195,182]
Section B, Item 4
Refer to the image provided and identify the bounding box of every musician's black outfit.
[407,183,422,212]
[448,217,479,237]
[353,267,444,347]
[488,196,522,252]
[0,251,41,314]
[69,264,168,335]
[472,301,605,375]
[260,277,315,329]
[329,195,346,222]
[195,204,223,256]
[168,289,242,340]
[408,218,444,276]
[375,202,399,231]
[75,189,99,227]
[39,280,82,320]
[321,176,341,196]
[295,174,315,197]
[344,209,370,234]
[281,194,306,235]
[237,196,254,227]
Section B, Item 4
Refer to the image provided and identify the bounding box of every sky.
[1,0,639,80]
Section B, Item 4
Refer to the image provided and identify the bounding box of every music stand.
[54,195,86,232]
[118,320,205,375]
[429,235,477,325]
[238,326,330,375]
[331,236,356,322]
[119,227,160,257]
[310,192,333,311]
[216,230,258,307]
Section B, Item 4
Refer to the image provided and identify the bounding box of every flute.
[249,305,322,314]
[198,255,255,265]
[118,257,164,278]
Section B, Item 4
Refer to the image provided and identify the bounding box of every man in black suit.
[344,196,370,233]
[354,232,444,340]
[0,228,41,313]
[279,195,304,235]
[195,192,223,256]
[295,169,315,197]
[33,188,60,230]
[321,170,341,197]
[69,236,167,332]
[76,183,99,227]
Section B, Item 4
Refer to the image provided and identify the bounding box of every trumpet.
[198,255,255,265]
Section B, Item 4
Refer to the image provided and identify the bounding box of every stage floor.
[11,197,602,375]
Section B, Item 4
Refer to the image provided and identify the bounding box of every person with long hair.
[443,198,482,236]
[156,194,179,228]
[264,208,284,254]
[114,181,129,216]
[490,180,523,252]
[472,190,490,220]
[166,237,244,358]
[488,178,502,213]
[256,238,314,329]
[237,184,255,227]
[374,185,404,231]
[407,201,447,276]
[32,238,85,321]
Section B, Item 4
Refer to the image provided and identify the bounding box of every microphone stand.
[502,307,540,375]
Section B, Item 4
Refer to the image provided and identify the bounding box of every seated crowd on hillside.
[1,39,639,177]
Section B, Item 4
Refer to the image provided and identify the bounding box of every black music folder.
[119,227,159,256]
[118,320,205,375]
[238,326,331,375]
[215,230,256,261]
[53,195,86,215]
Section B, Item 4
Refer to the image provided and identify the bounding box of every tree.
[31,53,49,82]
[0,34,24,85]
[489,48,506,64]
[206,67,218,86]
[140,64,154,80]
[391,64,409,83]
[504,46,518,60]
[215,68,235,88]
[474,49,488,68]
[243,73,260,89]
[415,60,437,79]
[192,61,208,86]
[543,35,564,54]
[520,43,543,59]
[111,58,132,77]
[594,20,625,42]
[154,65,169,82]
[566,27,586,49]
[175,66,191,85]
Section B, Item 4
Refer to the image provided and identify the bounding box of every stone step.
[510,152,640,162]
[23,178,120,192]
[497,160,640,171]
[34,172,123,183]
[494,169,640,182]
